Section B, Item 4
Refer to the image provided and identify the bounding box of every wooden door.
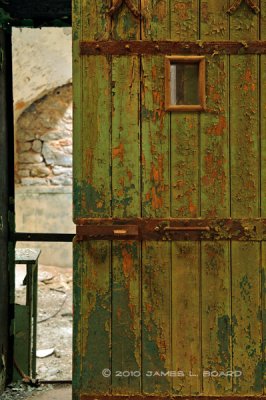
[73,1,266,399]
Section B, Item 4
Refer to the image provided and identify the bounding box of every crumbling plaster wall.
[13,28,74,268]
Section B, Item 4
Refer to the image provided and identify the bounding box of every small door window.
[165,56,206,112]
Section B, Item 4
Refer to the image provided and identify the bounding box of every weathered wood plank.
[230,54,259,218]
[200,2,231,395]
[262,10,266,393]
[142,241,171,394]
[111,17,141,395]
[231,242,262,393]
[112,241,141,394]
[230,0,259,42]
[111,56,140,219]
[170,0,199,41]
[263,243,266,394]
[230,10,262,394]
[200,1,229,41]
[78,240,112,394]
[111,3,141,394]
[170,0,201,395]
[171,242,201,395]
[141,0,171,394]
[73,1,112,398]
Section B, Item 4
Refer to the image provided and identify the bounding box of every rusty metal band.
[80,396,266,400]
[75,218,266,241]
[80,40,266,56]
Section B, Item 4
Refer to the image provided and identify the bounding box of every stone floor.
[0,384,72,400]
[30,385,71,399]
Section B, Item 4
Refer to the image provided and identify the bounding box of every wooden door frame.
[0,28,14,392]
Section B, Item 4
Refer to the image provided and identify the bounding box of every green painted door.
[73,1,266,399]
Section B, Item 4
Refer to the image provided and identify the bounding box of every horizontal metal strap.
[80,40,266,56]
[75,218,266,241]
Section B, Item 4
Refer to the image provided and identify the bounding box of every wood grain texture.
[262,10,266,393]
[73,1,112,398]
[141,0,171,394]
[200,2,232,395]
[170,0,200,395]
[73,1,266,398]
[230,7,262,394]
[111,3,141,393]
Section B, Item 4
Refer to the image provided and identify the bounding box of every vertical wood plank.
[111,54,141,395]
[170,0,201,395]
[231,242,262,393]
[261,7,266,393]
[73,1,83,398]
[79,241,111,394]
[200,1,232,395]
[111,2,141,394]
[230,7,262,394]
[73,1,112,398]
[263,243,266,394]
[142,241,171,394]
[141,0,171,394]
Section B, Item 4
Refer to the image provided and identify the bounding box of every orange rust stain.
[208,85,222,104]
[151,163,160,183]
[151,144,156,155]
[117,190,124,197]
[154,1,167,21]
[207,116,226,136]
[174,2,188,20]
[15,101,26,110]
[151,187,163,209]
[96,201,103,209]
[117,307,122,321]
[152,65,157,80]
[122,248,133,278]
[127,169,133,181]
[245,68,252,82]
[119,177,125,187]
[128,303,136,319]
[145,192,151,201]
[176,180,185,189]
[152,91,161,104]
[189,202,197,216]
[146,303,153,313]
[112,143,124,163]
[150,155,164,184]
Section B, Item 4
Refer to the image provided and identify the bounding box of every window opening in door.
[165,55,206,112]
